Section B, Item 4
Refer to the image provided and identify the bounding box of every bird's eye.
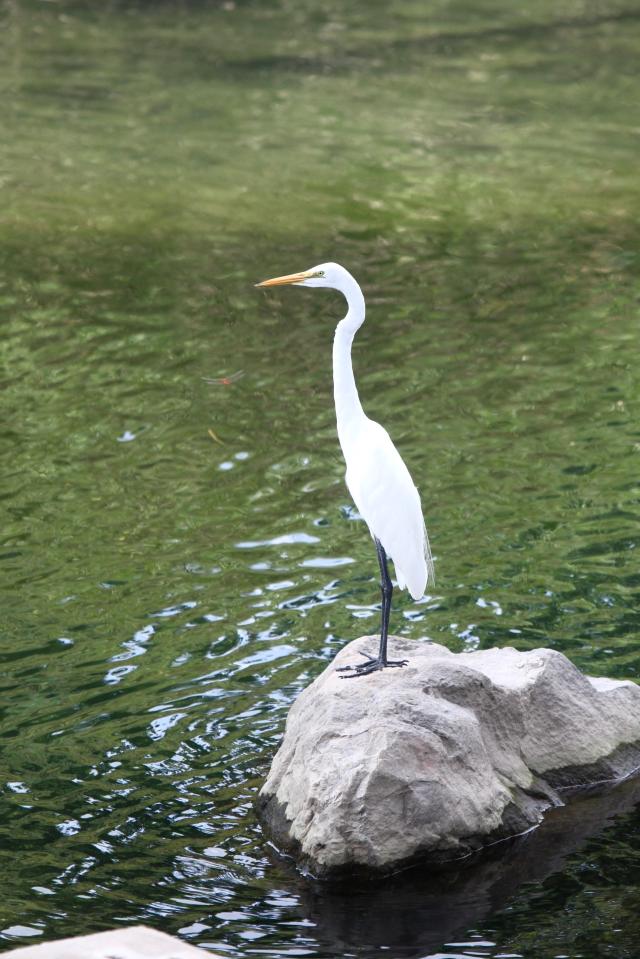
[316,270,325,277]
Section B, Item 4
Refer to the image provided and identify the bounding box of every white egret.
[256,262,434,677]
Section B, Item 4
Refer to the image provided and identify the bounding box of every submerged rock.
[258,637,640,878]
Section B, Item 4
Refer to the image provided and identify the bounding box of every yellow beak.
[255,270,312,288]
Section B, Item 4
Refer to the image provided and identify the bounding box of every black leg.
[337,539,408,678]
[376,536,392,665]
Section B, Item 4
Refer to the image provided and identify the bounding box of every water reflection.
[299,777,640,959]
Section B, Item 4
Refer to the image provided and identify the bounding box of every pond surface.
[1,1,640,956]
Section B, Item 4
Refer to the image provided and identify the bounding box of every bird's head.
[256,262,349,292]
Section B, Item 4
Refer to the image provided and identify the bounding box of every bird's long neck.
[333,274,367,456]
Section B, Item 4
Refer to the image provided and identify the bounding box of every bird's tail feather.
[423,520,435,588]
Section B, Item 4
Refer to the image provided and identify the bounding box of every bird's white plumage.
[344,417,432,600]
[256,260,434,604]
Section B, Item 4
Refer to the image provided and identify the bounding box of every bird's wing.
[345,419,433,600]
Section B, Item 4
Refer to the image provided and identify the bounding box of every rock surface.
[4,925,212,958]
[258,637,640,878]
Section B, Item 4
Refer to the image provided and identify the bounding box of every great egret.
[256,263,434,676]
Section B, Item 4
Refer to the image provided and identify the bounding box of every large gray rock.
[258,637,640,878]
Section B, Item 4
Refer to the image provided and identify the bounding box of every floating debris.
[203,370,245,387]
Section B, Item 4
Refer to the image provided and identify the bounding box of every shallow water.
[1,1,640,956]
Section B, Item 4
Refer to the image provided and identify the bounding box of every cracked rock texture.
[258,637,640,877]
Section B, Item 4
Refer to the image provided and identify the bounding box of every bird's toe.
[338,656,408,678]
[336,650,377,671]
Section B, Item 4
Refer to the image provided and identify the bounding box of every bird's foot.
[336,650,377,671]
[337,654,408,678]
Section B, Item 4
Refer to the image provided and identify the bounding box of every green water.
[2,1,640,956]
